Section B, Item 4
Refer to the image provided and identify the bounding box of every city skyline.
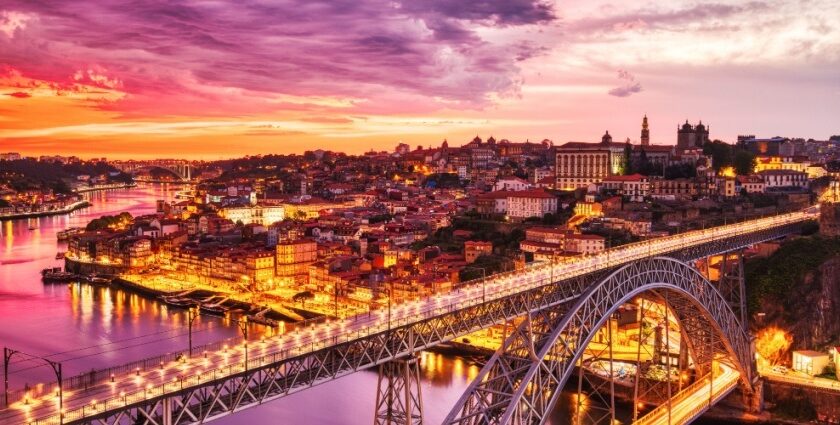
[1,0,839,159]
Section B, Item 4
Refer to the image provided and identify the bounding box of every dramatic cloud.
[0,10,32,37]
[0,0,556,115]
[6,91,30,98]
[567,2,770,37]
[607,69,642,97]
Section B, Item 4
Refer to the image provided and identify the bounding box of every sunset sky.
[1,0,838,159]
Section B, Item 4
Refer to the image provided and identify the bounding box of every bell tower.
[641,115,650,146]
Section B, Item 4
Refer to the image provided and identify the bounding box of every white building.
[494,177,531,192]
[792,350,830,376]
[221,205,285,226]
[564,233,606,255]
[601,174,650,202]
[506,190,558,219]
[758,170,808,189]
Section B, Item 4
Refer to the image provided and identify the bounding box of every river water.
[0,184,613,424]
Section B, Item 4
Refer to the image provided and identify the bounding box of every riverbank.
[73,182,137,193]
[0,200,90,221]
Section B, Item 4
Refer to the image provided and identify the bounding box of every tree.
[733,150,756,175]
[755,326,793,366]
[622,142,633,175]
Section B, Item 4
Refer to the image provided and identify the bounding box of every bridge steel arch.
[445,256,752,425]
[130,165,190,181]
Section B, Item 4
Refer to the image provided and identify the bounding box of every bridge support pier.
[374,356,423,425]
[162,397,173,425]
[718,250,747,329]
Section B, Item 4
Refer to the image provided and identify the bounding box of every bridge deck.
[635,363,740,425]
[0,211,812,425]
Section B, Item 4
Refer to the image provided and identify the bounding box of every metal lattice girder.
[444,257,752,425]
[374,356,423,425]
[52,219,802,425]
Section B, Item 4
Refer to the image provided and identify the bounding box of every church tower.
[641,115,650,146]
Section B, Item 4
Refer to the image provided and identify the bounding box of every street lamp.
[463,266,487,303]
[383,288,392,333]
[3,347,63,424]
[187,306,199,357]
[237,317,249,369]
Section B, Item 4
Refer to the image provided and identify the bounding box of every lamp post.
[187,306,199,357]
[4,348,63,424]
[383,288,392,333]
[237,317,249,370]
[463,266,487,303]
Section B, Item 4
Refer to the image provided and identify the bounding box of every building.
[506,190,558,219]
[601,174,650,202]
[244,249,277,290]
[555,131,626,190]
[792,350,830,376]
[676,120,710,151]
[493,177,531,192]
[0,152,21,161]
[651,178,698,200]
[758,169,808,189]
[519,227,604,257]
[736,175,766,194]
[464,241,493,263]
[564,233,605,255]
[275,239,318,285]
[737,135,789,156]
[220,205,285,226]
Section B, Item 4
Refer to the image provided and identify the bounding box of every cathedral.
[676,120,710,150]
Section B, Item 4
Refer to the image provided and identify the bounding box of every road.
[760,367,840,392]
[635,363,740,425]
[0,210,813,425]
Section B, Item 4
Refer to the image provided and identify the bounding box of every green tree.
[733,150,756,175]
[623,142,633,175]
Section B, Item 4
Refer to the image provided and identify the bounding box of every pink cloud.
[0,0,557,116]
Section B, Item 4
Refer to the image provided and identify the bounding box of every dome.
[680,120,693,131]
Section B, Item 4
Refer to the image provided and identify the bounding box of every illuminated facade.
[555,131,625,190]
[220,205,285,225]
[276,239,318,284]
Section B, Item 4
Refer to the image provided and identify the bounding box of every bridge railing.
[20,211,812,424]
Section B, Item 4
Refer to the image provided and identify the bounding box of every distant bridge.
[112,160,192,182]
[0,210,816,425]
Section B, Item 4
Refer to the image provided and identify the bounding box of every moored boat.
[199,303,229,316]
[41,268,78,282]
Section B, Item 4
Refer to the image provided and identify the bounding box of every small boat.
[84,274,112,286]
[28,226,37,231]
[42,268,78,282]
[199,303,229,316]
[55,252,66,260]
[162,297,198,309]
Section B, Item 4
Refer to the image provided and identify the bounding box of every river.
[1,184,619,424]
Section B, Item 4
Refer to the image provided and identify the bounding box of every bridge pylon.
[374,355,424,425]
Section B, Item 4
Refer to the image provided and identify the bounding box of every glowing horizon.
[1,0,838,160]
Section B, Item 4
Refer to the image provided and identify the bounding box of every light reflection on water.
[0,184,617,424]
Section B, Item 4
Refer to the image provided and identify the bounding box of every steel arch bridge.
[113,161,191,182]
[444,256,752,425]
[0,212,812,425]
